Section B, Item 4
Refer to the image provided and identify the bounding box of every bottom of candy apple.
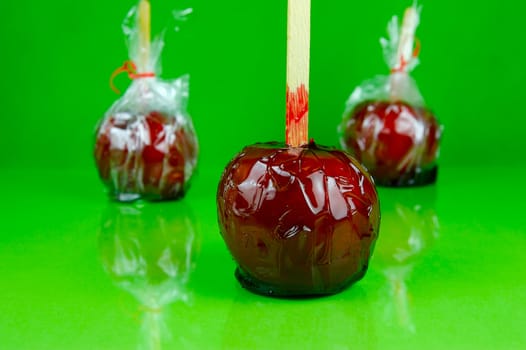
[114,192,142,202]
[109,188,188,203]
[375,165,438,187]
[108,190,187,203]
[234,265,368,298]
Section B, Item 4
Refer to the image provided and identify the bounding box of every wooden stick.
[285,0,310,147]
[138,0,151,73]
[396,5,419,72]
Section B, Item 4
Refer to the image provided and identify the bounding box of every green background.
[1,0,525,176]
[1,1,526,349]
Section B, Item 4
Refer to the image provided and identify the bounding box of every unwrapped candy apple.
[217,142,380,296]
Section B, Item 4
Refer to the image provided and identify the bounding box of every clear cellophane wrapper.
[95,7,198,201]
[339,7,442,187]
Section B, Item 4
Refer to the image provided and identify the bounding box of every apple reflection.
[99,201,200,350]
[373,186,439,333]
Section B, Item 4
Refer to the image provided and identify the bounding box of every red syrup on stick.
[286,84,309,147]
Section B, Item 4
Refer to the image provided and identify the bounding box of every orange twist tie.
[391,38,421,74]
[110,60,156,94]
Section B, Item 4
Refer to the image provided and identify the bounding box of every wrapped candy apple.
[94,1,198,202]
[339,3,442,187]
[217,0,380,297]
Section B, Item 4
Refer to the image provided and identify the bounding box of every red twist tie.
[109,60,156,94]
[390,37,421,74]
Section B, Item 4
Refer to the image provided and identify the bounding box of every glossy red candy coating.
[341,101,441,186]
[94,111,197,201]
[217,142,380,297]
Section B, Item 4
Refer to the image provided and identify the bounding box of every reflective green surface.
[1,167,525,349]
[2,0,526,348]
